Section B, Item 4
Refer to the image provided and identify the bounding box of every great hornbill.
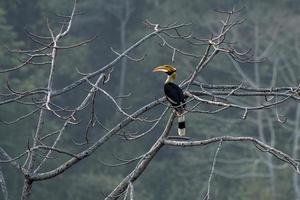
[153,65,186,136]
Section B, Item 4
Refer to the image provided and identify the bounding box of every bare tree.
[201,6,291,199]
[0,2,300,200]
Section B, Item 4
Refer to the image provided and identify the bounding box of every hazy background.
[1,0,300,199]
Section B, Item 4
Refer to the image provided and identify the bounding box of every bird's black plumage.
[164,82,185,112]
[153,65,186,136]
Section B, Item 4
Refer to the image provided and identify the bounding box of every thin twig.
[203,139,223,200]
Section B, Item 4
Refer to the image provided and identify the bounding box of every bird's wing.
[164,82,185,106]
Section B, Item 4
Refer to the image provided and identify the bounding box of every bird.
[153,65,186,136]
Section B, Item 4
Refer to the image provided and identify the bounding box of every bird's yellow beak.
[153,65,176,73]
[153,65,169,72]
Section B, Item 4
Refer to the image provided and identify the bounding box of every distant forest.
[1,0,300,200]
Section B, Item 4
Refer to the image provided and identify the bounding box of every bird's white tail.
[178,115,186,136]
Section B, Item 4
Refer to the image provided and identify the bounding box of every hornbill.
[153,65,186,136]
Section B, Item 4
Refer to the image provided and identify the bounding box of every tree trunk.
[21,178,33,200]
[118,20,128,108]
[293,105,300,200]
